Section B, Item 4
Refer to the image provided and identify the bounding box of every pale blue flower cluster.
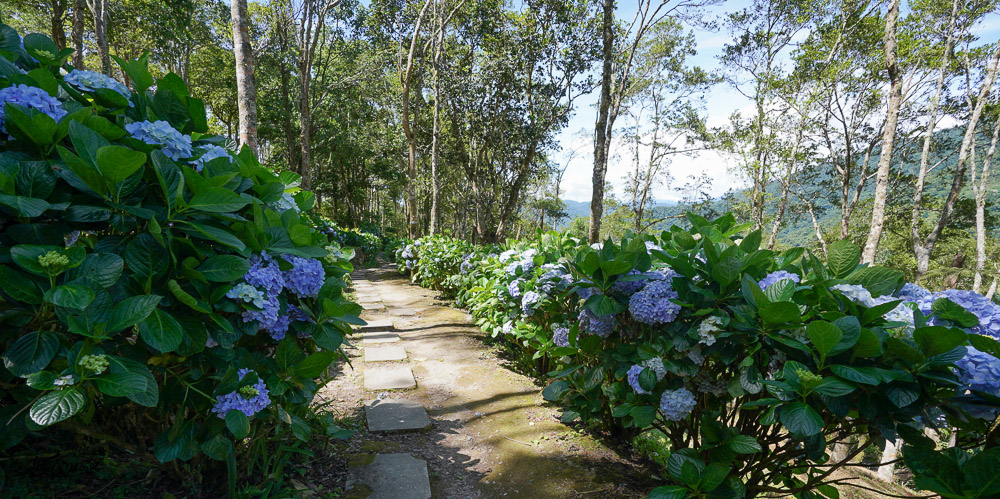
[64,69,130,99]
[612,270,647,296]
[521,291,541,316]
[759,270,800,290]
[191,144,231,172]
[282,255,325,298]
[578,308,616,337]
[240,253,285,339]
[627,359,669,395]
[914,288,1000,338]
[498,249,519,263]
[502,321,514,335]
[629,280,681,325]
[507,279,523,299]
[538,264,571,294]
[954,346,1000,419]
[659,388,696,421]
[553,326,570,347]
[226,282,266,308]
[397,244,417,269]
[831,283,913,326]
[627,364,650,394]
[460,254,475,274]
[212,368,271,419]
[125,120,192,160]
[504,249,537,275]
[0,84,67,132]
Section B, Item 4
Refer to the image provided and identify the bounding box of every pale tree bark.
[911,44,1000,276]
[231,0,259,155]
[973,118,1000,292]
[861,0,903,264]
[402,0,434,239]
[71,0,85,68]
[767,115,804,249]
[429,0,445,235]
[86,0,110,75]
[589,0,615,243]
[296,0,341,190]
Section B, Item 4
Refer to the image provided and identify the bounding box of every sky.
[554,0,1000,204]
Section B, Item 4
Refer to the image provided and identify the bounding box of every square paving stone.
[361,302,385,311]
[364,399,431,432]
[359,319,394,331]
[347,453,430,499]
[362,332,400,344]
[364,345,407,362]
[364,366,415,390]
[392,308,417,316]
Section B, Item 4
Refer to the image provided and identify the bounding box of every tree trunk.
[429,0,444,235]
[588,0,614,244]
[767,114,805,249]
[402,0,434,239]
[87,0,111,75]
[231,0,259,155]
[861,0,903,264]
[50,0,67,50]
[973,119,1000,292]
[913,45,1000,275]
[71,0,85,68]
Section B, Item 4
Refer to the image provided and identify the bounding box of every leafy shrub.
[0,27,360,490]
[399,214,1000,497]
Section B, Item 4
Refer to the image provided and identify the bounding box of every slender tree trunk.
[973,119,1000,292]
[589,0,614,243]
[231,0,259,155]
[87,0,111,75]
[767,114,805,249]
[402,0,433,239]
[913,45,1000,275]
[861,0,903,264]
[429,0,444,235]
[71,0,85,68]
[50,0,67,50]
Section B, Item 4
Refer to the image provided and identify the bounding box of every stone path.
[322,265,652,498]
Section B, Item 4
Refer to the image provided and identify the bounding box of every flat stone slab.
[362,332,400,344]
[392,308,417,316]
[364,345,407,362]
[364,366,416,390]
[361,302,385,311]
[365,399,431,432]
[359,319,394,331]
[347,453,430,499]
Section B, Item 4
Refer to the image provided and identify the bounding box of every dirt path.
[314,265,652,498]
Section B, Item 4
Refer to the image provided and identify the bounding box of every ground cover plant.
[0,27,360,494]
[398,213,1000,497]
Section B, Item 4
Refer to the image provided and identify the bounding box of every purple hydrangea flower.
[897,283,931,302]
[282,255,324,298]
[629,280,681,325]
[955,347,1000,419]
[212,368,271,419]
[245,254,284,295]
[191,144,231,172]
[659,388,696,421]
[0,84,67,133]
[125,120,193,160]
[552,326,570,347]
[521,291,541,316]
[612,270,647,296]
[507,279,523,299]
[578,308,616,337]
[915,289,1000,338]
[64,69,130,99]
[759,270,800,291]
[627,364,650,394]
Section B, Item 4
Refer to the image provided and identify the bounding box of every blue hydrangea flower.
[502,321,514,335]
[578,308,616,337]
[659,388,696,421]
[282,255,324,298]
[627,364,650,394]
[271,192,300,213]
[831,283,876,306]
[498,249,519,262]
[125,120,193,160]
[245,253,284,296]
[553,326,570,347]
[191,144,231,172]
[897,283,931,302]
[759,270,800,290]
[612,270,647,296]
[955,346,1000,419]
[521,291,541,316]
[63,69,130,99]
[629,280,681,325]
[915,289,1000,338]
[460,254,475,273]
[212,368,271,419]
[507,279,523,299]
[0,84,67,133]
[227,282,266,308]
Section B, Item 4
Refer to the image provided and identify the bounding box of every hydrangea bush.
[399,213,1000,497]
[0,27,361,487]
